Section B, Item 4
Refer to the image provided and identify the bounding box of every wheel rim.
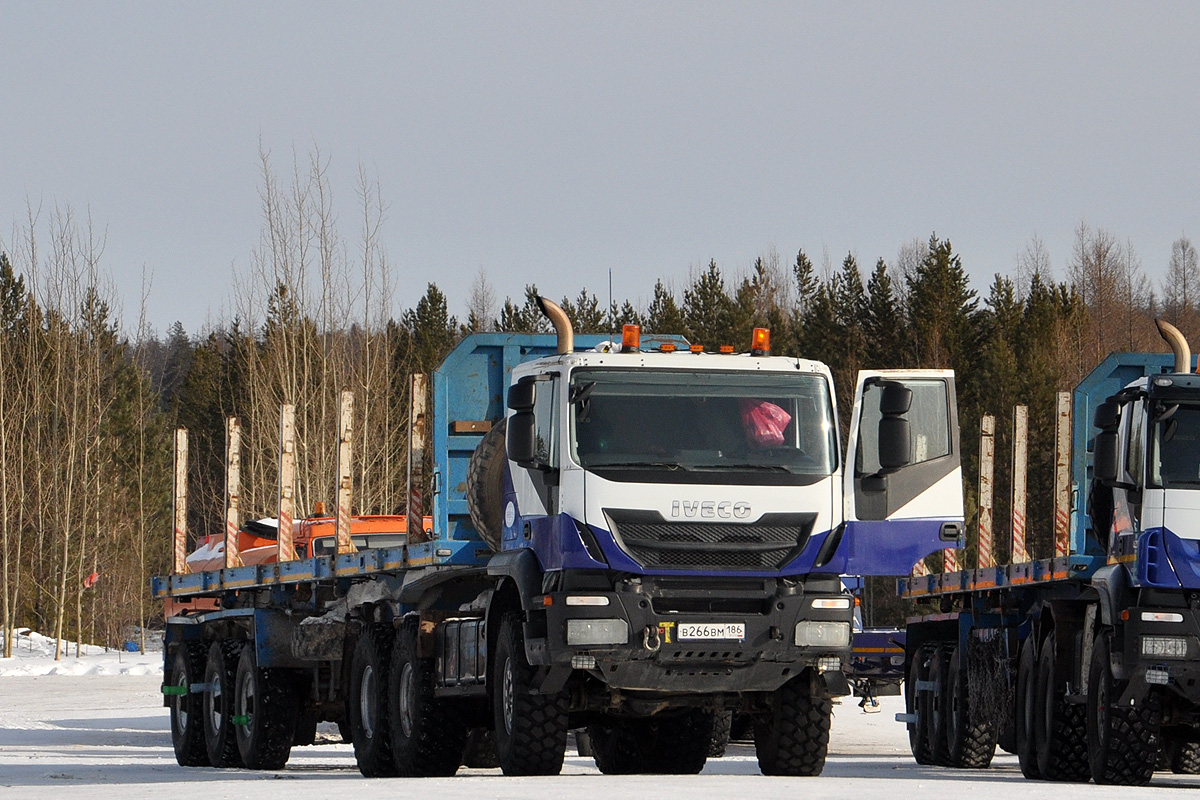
[206,663,222,733]
[174,670,189,734]
[399,662,415,738]
[237,666,254,732]
[501,656,515,735]
[359,663,376,739]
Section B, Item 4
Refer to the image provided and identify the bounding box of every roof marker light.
[659,343,676,352]
[622,324,641,353]
[690,344,704,354]
[719,344,734,354]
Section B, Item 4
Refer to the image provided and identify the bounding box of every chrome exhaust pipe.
[1156,318,1192,373]
[536,296,574,355]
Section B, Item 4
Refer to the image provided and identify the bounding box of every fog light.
[817,657,841,672]
[1142,635,1189,658]
[571,654,597,669]
[1146,666,1171,685]
[566,618,628,645]
[794,621,850,648]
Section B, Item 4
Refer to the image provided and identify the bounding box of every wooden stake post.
[224,417,243,569]
[407,373,428,540]
[277,404,297,562]
[1011,405,1029,563]
[172,428,189,575]
[335,391,354,556]
[1054,392,1072,558]
[977,415,995,569]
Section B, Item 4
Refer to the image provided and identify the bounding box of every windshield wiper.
[586,460,691,471]
[693,463,796,473]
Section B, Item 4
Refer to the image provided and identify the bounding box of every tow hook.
[643,624,661,652]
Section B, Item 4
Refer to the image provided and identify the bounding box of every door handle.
[939,522,963,542]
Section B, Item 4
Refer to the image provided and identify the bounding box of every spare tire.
[466,417,507,552]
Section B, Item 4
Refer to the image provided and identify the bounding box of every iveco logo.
[670,500,751,519]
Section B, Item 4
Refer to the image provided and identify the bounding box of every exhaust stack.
[536,296,574,355]
[1156,318,1192,374]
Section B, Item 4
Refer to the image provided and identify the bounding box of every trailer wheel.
[1167,739,1200,774]
[1034,631,1090,781]
[233,644,298,770]
[755,670,831,776]
[168,642,210,767]
[905,646,933,765]
[202,639,245,768]
[1015,636,1041,779]
[709,709,733,758]
[928,646,953,766]
[466,418,507,552]
[492,611,568,775]
[387,624,467,776]
[1087,630,1159,785]
[946,644,996,768]
[349,626,398,777]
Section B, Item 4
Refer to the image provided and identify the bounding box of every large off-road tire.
[466,418,507,552]
[462,728,501,769]
[168,641,210,767]
[493,611,568,775]
[1034,631,1090,781]
[1168,739,1200,774]
[906,647,934,765]
[755,671,832,776]
[349,625,398,777]
[233,644,298,770]
[588,717,649,774]
[589,710,713,774]
[928,646,953,766]
[387,624,467,776]
[709,710,733,758]
[946,644,997,768]
[1015,636,1041,779]
[1088,630,1159,785]
[202,639,244,768]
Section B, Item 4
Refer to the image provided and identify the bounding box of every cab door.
[829,370,964,576]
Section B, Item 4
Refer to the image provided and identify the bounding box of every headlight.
[1142,635,1189,658]
[566,618,628,646]
[794,621,850,648]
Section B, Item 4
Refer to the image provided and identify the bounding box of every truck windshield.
[569,368,837,481]
[1151,404,1200,488]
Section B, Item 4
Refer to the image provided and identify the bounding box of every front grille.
[604,509,816,571]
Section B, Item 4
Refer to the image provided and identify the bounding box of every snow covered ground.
[1,632,1198,799]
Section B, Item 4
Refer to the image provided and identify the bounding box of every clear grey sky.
[3,2,1199,335]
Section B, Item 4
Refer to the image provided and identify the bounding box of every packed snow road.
[3,666,1200,800]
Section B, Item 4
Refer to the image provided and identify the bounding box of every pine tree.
[646,280,686,336]
[864,257,906,367]
[403,283,460,373]
[682,260,736,348]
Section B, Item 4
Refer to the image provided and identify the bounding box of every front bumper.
[1119,605,1200,707]
[537,576,852,694]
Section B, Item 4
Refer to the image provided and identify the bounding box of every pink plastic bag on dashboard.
[739,399,792,448]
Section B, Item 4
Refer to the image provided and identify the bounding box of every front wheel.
[754,671,832,776]
[1087,630,1159,785]
[492,612,568,775]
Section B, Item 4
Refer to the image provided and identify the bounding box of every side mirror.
[507,411,537,466]
[875,380,913,472]
[1093,400,1120,431]
[878,417,911,470]
[1094,430,1120,483]
[508,379,536,412]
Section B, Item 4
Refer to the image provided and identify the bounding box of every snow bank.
[0,628,162,677]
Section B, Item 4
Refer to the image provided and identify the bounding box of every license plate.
[678,622,745,640]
